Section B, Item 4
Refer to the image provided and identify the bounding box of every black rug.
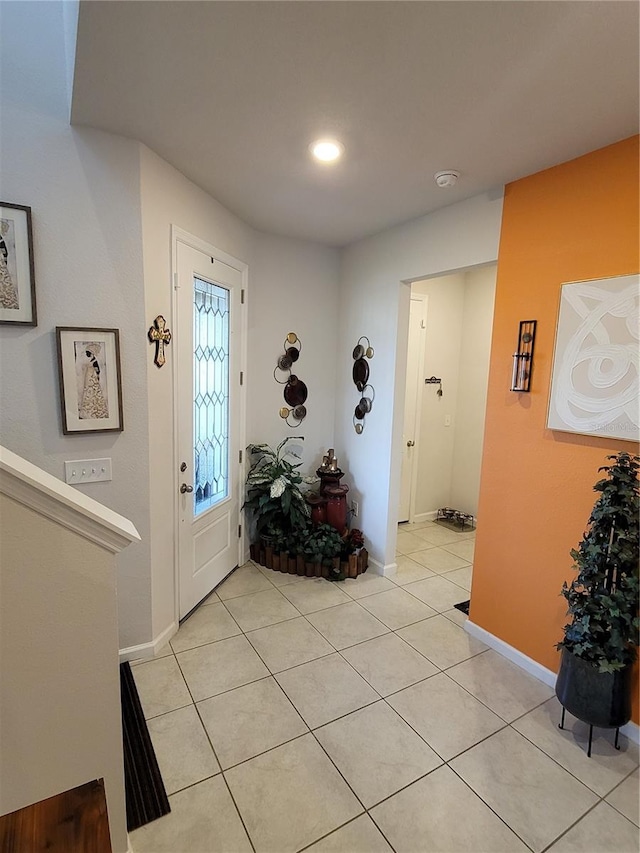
[453,599,470,615]
[120,661,170,832]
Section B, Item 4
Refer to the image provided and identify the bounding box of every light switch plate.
[65,458,112,484]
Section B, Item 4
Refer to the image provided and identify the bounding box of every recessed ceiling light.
[310,139,344,163]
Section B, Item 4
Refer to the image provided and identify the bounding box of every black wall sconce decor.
[274,332,308,426]
[352,336,375,434]
[511,320,537,392]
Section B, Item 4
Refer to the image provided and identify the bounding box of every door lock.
[180,462,187,472]
[180,483,194,494]
[406,440,415,447]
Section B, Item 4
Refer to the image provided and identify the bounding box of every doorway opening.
[393,262,496,597]
[397,263,497,528]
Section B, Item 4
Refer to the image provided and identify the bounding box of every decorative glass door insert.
[193,276,229,516]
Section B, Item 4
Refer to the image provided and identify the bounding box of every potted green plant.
[555,451,639,755]
[302,523,345,580]
[243,436,317,543]
[286,520,312,574]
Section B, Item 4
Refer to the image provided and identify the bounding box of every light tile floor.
[130,525,639,853]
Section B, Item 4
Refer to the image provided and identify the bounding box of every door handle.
[180,483,194,494]
[406,440,415,447]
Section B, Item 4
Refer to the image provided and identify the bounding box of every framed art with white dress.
[0,202,37,326]
[56,326,124,434]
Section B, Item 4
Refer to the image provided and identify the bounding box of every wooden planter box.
[251,544,368,579]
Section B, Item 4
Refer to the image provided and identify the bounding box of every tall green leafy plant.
[243,437,316,540]
[557,452,639,673]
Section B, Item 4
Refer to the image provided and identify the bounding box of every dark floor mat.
[453,599,470,615]
[120,661,170,832]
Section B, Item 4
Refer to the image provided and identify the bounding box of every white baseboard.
[368,557,397,577]
[408,510,437,524]
[367,556,384,576]
[119,621,177,664]
[465,620,556,687]
[465,620,640,745]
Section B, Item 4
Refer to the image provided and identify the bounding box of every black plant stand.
[558,705,621,758]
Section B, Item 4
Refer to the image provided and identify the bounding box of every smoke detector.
[434,170,460,188]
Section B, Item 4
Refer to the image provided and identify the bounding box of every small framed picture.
[56,327,124,434]
[0,202,37,326]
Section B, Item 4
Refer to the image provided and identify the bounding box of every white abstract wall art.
[547,274,639,442]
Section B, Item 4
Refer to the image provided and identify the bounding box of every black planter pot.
[555,649,632,729]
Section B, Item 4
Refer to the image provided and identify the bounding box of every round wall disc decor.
[352,358,369,391]
[284,376,308,407]
[351,337,375,433]
[275,333,308,427]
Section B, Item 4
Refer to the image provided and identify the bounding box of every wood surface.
[0,779,111,853]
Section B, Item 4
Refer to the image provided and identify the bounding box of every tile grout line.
[251,545,636,852]
[150,647,635,828]
[537,797,612,853]
[171,642,259,853]
[438,654,555,724]
[291,590,529,839]
[228,582,373,849]
[228,576,385,837]
[294,813,398,853]
[140,589,532,740]
[510,714,638,798]
[444,761,537,852]
[136,553,636,853]
[131,619,259,851]
[156,572,495,719]
[255,572,617,853]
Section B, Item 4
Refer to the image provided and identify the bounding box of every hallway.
[130,523,638,852]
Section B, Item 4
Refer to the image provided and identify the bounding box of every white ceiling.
[72,1,639,248]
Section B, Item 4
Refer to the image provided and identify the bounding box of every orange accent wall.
[471,136,640,724]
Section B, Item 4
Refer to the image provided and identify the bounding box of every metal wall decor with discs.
[352,336,375,433]
[274,332,308,426]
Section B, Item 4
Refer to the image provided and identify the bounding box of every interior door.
[399,294,427,522]
[176,240,244,618]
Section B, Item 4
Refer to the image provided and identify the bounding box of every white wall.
[0,495,127,852]
[2,1,498,653]
[139,150,340,646]
[1,2,342,657]
[139,146,254,644]
[248,231,340,465]
[451,264,496,514]
[336,193,503,569]
[0,1,152,648]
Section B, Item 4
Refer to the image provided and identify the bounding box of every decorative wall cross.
[148,315,172,368]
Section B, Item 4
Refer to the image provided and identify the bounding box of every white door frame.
[171,226,248,625]
[401,292,427,523]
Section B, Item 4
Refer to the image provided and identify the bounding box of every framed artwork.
[547,274,639,442]
[56,327,124,434]
[0,202,37,326]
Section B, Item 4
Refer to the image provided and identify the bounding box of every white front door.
[175,239,245,618]
[399,294,427,522]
